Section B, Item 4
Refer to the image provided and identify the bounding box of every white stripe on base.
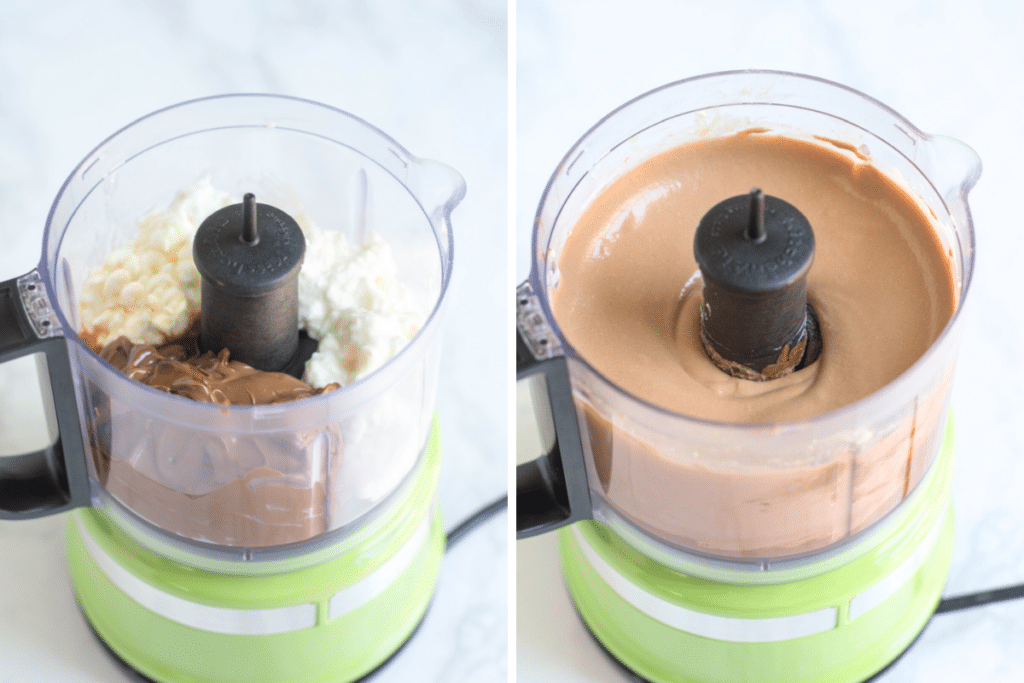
[76,514,316,635]
[574,504,948,643]
[572,526,838,643]
[848,505,947,621]
[329,517,431,620]
[76,513,432,635]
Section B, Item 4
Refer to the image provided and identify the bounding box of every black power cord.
[936,582,1024,614]
[445,495,508,550]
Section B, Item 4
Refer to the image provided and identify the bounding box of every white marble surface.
[517,1,1024,681]
[0,1,507,682]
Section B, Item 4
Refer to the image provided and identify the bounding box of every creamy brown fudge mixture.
[552,131,956,558]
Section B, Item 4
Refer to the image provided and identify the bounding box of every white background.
[0,2,507,682]
[4,1,1024,682]
[517,1,1024,682]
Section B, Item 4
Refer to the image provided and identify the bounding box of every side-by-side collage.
[2,2,1024,682]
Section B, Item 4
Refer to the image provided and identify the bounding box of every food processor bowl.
[8,94,462,567]
[0,93,464,683]
[518,70,979,569]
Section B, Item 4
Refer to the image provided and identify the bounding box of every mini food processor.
[0,94,463,682]
[517,71,980,683]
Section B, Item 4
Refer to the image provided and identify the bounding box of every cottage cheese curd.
[79,180,424,387]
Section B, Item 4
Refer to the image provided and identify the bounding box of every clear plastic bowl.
[527,71,979,562]
[40,95,462,558]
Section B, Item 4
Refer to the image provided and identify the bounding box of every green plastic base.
[68,421,444,683]
[561,416,958,683]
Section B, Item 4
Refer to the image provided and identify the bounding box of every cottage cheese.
[296,223,425,386]
[79,179,233,346]
[79,181,424,388]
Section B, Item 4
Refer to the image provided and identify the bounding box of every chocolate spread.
[87,322,343,547]
[552,131,957,558]
[97,323,338,406]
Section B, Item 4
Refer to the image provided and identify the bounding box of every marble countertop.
[516,1,1024,682]
[0,1,507,682]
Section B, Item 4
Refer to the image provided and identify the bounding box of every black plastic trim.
[0,273,90,519]
[516,319,591,539]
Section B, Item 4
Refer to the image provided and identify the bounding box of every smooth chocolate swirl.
[98,322,337,406]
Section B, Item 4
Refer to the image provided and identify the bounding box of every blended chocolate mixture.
[552,131,957,557]
[87,322,343,546]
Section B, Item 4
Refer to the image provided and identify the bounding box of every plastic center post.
[693,188,822,381]
[193,193,306,373]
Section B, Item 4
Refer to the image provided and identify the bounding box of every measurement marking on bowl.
[566,149,586,176]
[894,124,916,145]
[81,157,101,179]
[388,147,409,168]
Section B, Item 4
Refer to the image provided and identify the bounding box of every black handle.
[516,319,591,539]
[0,272,90,519]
